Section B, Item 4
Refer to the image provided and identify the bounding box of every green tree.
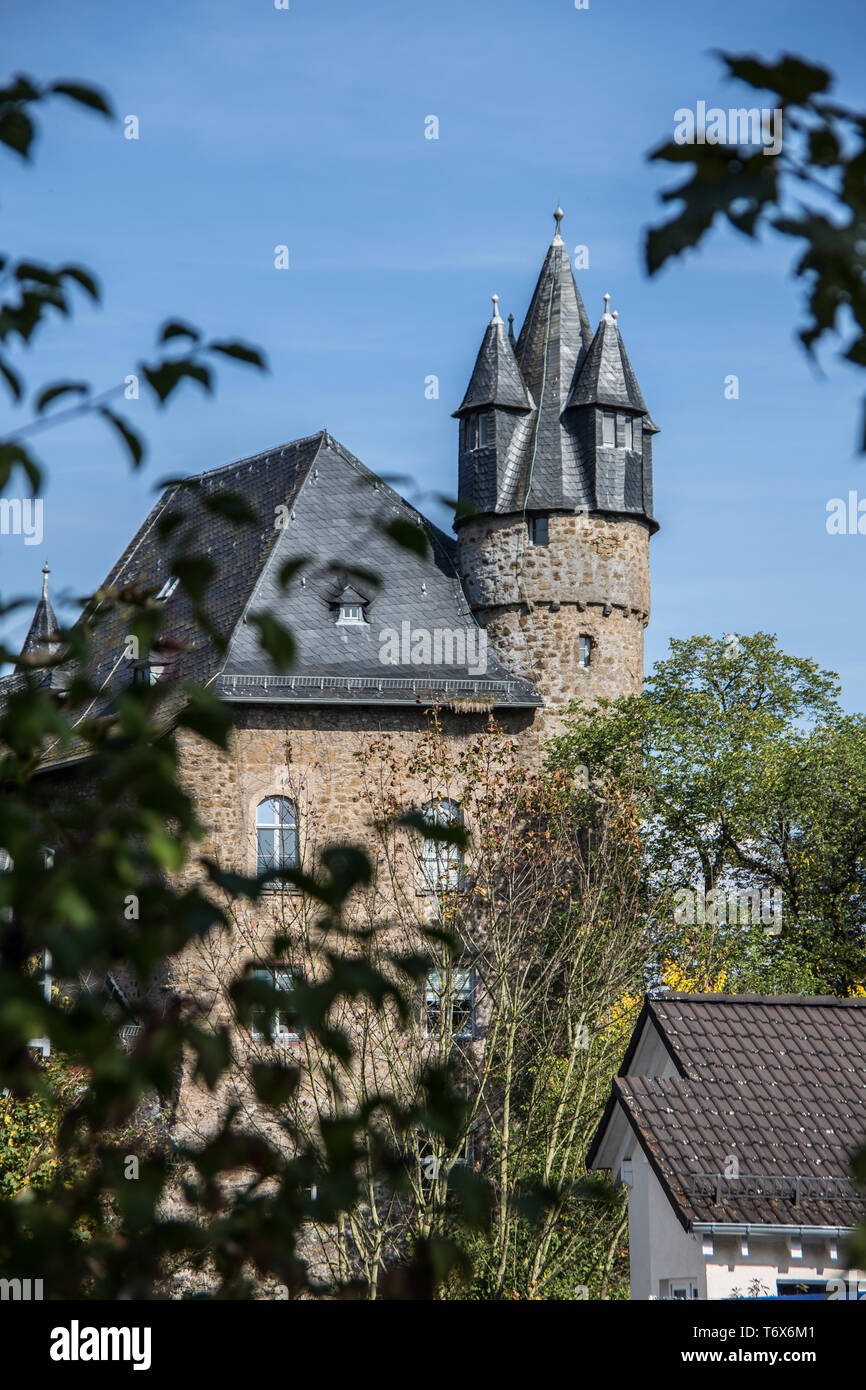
[646,52,866,449]
[0,75,482,1299]
[547,633,866,995]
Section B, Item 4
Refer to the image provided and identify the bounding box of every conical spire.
[567,298,648,412]
[513,207,593,422]
[15,563,61,672]
[454,294,534,417]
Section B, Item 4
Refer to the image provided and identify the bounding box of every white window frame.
[601,410,616,447]
[249,967,301,1042]
[256,796,299,878]
[336,602,366,625]
[424,966,475,1040]
[155,576,179,602]
[466,413,493,451]
[578,635,592,669]
[421,798,464,890]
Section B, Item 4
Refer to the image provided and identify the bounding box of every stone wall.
[457,510,651,731]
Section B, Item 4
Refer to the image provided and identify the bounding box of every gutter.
[691,1223,856,1238]
[218,694,541,709]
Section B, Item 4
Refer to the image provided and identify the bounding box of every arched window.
[256,797,299,877]
[421,798,464,890]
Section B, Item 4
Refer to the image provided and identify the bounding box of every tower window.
[466,413,493,450]
[601,411,638,448]
[256,796,299,877]
[529,515,549,546]
[579,636,592,669]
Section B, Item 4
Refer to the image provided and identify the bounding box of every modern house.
[587,993,866,1299]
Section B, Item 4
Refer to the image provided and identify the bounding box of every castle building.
[8,211,659,1138]
[14,208,658,745]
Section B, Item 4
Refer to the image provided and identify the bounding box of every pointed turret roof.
[454,210,658,527]
[567,302,648,413]
[495,209,595,511]
[15,563,60,672]
[513,207,593,422]
[454,295,533,417]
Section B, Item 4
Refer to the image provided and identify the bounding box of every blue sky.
[2,0,865,707]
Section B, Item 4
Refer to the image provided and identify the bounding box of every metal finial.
[491,293,502,322]
[612,309,618,321]
[553,205,564,239]
[41,562,50,598]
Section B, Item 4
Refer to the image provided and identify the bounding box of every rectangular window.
[579,635,592,669]
[478,412,493,447]
[421,799,464,890]
[529,515,549,546]
[666,1280,699,1300]
[601,411,616,447]
[466,415,478,450]
[250,967,301,1042]
[623,415,634,449]
[424,967,475,1039]
[256,797,299,877]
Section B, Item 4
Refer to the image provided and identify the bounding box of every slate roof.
[216,432,538,705]
[15,565,60,670]
[455,215,657,528]
[454,302,534,416]
[567,312,648,412]
[588,993,866,1231]
[4,431,539,748]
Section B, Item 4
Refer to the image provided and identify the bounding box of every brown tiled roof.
[589,993,866,1230]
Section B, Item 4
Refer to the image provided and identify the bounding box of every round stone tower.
[453,210,658,729]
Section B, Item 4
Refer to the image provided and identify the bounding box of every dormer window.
[466,412,494,450]
[601,411,616,447]
[155,576,179,602]
[330,582,370,626]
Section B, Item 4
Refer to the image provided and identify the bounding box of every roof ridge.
[655,992,866,1007]
[180,430,329,484]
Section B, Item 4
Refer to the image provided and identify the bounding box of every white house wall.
[627,1149,706,1299]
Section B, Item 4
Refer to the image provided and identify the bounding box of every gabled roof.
[217,432,538,704]
[11,431,538,751]
[566,311,648,412]
[453,300,533,417]
[588,993,866,1231]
